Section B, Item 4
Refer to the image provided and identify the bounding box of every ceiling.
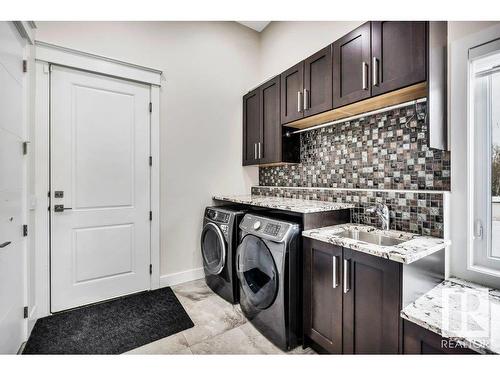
[237,21,271,32]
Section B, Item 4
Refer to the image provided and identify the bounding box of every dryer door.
[237,234,279,310]
[201,222,226,275]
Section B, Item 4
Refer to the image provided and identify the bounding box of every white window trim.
[32,44,162,325]
[467,45,500,277]
[450,23,500,289]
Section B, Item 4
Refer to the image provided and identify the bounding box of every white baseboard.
[27,305,38,337]
[159,267,205,288]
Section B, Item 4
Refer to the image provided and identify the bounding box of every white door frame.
[33,42,162,323]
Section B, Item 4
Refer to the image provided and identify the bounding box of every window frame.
[467,42,500,276]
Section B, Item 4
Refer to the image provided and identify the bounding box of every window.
[469,40,500,274]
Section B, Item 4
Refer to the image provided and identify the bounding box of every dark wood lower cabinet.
[403,320,477,354]
[303,238,402,354]
[342,248,401,354]
[303,239,343,353]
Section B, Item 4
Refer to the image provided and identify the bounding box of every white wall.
[35,21,260,280]
[259,21,363,82]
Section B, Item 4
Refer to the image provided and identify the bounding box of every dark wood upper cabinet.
[342,247,401,354]
[259,76,281,164]
[303,238,343,354]
[242,89,260,166]
[304,46,333,117]
[371,21,427,96]
[280,62,304,124]
[333,22,372,108]
[242,77,300,166]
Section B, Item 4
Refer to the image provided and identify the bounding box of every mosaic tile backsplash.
[259,102,450,191]
[251,186,445,238]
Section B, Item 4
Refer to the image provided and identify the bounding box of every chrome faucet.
[366,203,390,230]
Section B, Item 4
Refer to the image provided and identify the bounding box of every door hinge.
[23,306,28,319]
[22,141,29,155]
[149,156,152,166]
[22,60,27,73]
[149,211,153,221]
[149,102,152,113]
[149,264,153,275]
[22,225,28,237]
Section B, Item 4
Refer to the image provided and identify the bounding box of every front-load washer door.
[237,235,279,310]
[201,222,227,275]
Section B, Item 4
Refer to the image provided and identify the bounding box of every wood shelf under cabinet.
[284,82,427,130]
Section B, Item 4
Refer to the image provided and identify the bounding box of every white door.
[0,22,26,354]
[50,66,151,312]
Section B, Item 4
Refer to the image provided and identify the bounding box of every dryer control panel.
[239,214,298,243]
[205,208,230,223]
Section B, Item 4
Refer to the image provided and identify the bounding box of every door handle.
[372,57,379,86]
[0,241,12,249]
[297,91,303,113]
[54,205,72,212]
[303,89,309,111]
[343,258,351,294]
[362,62,368,90]
[332,255,338,288]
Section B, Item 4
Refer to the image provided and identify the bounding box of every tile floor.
[126,279,315,355]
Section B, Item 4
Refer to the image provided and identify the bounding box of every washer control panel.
[239,214,297,242]
[263,223,281,236]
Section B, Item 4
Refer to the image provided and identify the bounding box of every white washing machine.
[236,213,301,351]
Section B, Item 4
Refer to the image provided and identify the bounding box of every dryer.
[236,213,301,351]
[201,206,245,304]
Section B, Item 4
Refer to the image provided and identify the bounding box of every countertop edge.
[301,231,448,265]
[212,195,355,214]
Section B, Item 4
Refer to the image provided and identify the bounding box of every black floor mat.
[23,287,194,354]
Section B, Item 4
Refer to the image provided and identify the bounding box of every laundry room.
[1,1,500,374]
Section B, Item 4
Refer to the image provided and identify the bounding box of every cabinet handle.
[254,143,257,160]
[303,89,309,111]
[343,258,350,294]
[297,91,303,113]
[362,62,368,90]
[332,255,338,288]
[258,142,261,159]
[372,57,379,86]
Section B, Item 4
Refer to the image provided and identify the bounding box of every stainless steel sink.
[336,230,405,246]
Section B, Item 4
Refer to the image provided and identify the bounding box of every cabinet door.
[333,22,371,108]
[403,320,477,354]
[303,238,343,354]
[371,21,427,96]
[259,76,281,164]
[280,62,304,124]
[242,89,260,166]
[304,46,333,117]
[342,248,402,354]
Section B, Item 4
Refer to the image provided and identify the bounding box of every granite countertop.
[212,194,354,214]
[401,278,500,354]
[302,223,449,264]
